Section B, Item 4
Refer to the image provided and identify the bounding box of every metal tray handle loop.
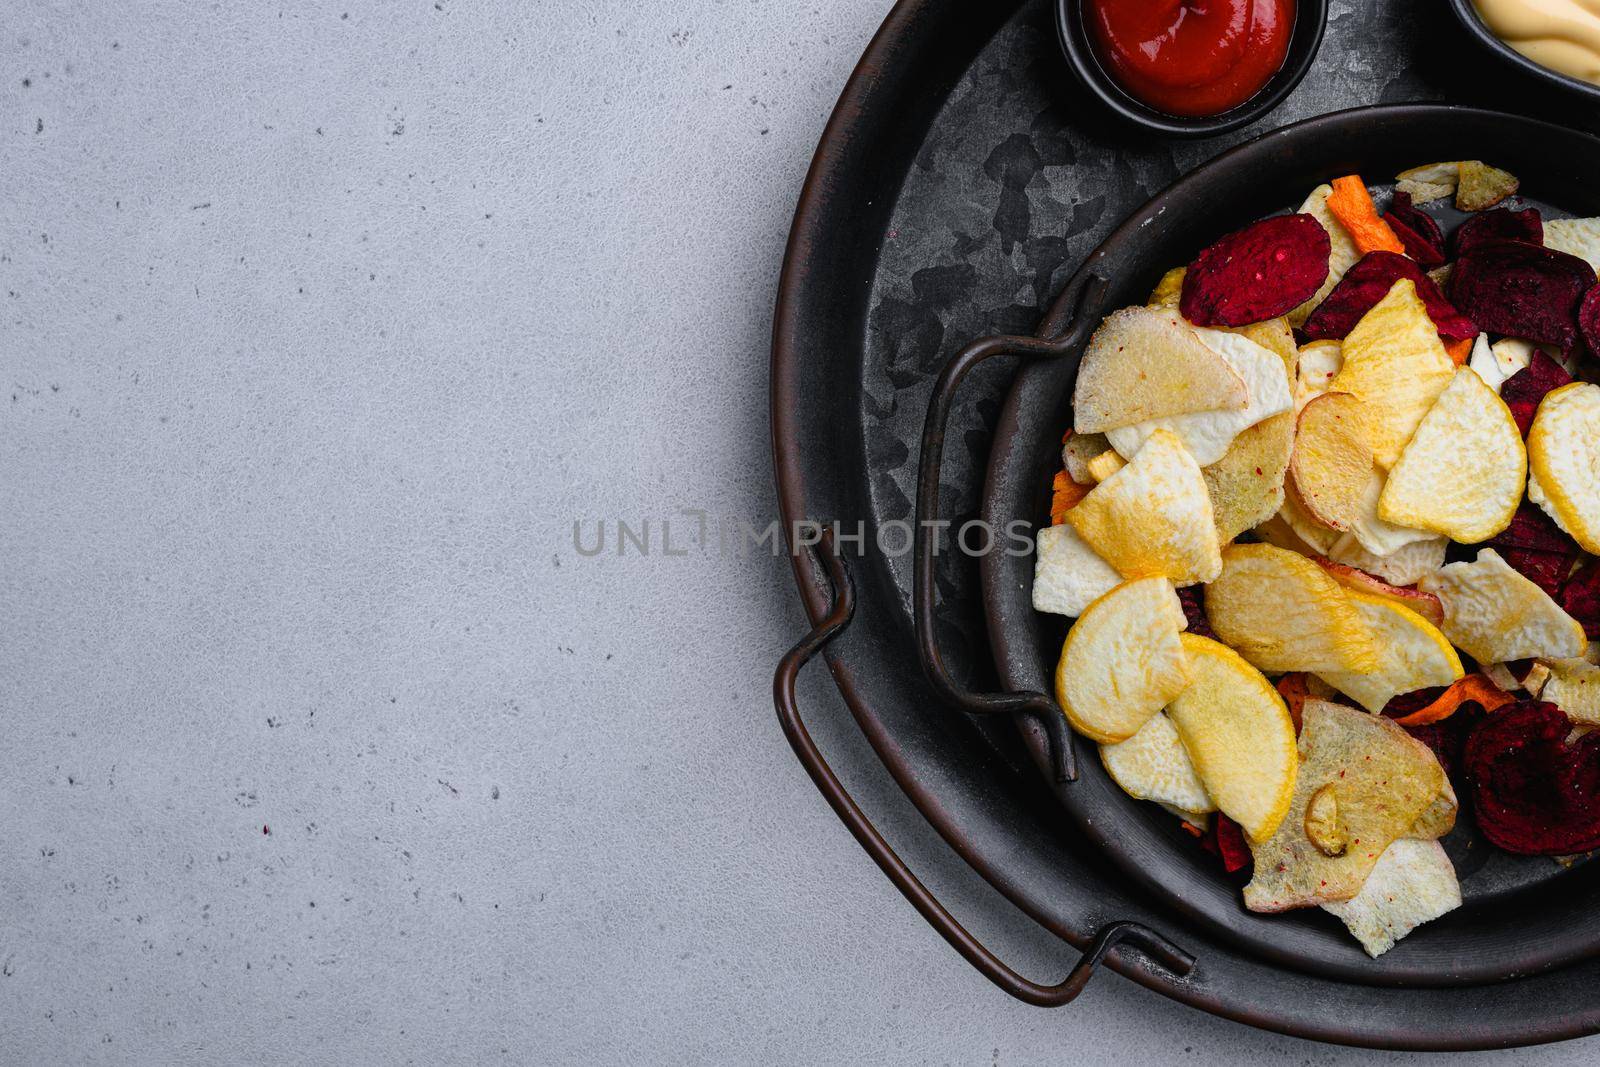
[775,527,1195,1006]
[913,272,1110,782]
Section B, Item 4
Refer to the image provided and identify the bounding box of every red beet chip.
[1452,206,1543,256]
[1499,546,1574,598]
[1212,813,1252,874]
[1386,190,1446,259]
[1302,251,1478,342]
[1580,284,1600,364]
[1384,212,1446,268]
[1404,703,1485,788]
[1560,558,1600,638]
[1180,214,1332,327]
[1451,239,1593,350]
[1488,502,1579,555]
[1499,348,1574,434]
[1466,701,1600,855]
[1176,585,1214,639]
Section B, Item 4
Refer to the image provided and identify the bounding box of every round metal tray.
[772,0,1600,1048]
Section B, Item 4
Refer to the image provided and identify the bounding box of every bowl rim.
[1447,0,1600,104]
[1054,0,1330,138]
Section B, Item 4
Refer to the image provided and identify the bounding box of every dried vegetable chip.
[1467,701,1600,855]
[1180,214,1332,327]
[1303,251,1477,343]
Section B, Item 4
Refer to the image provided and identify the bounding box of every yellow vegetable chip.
[1205,543,1378,674]
[1330,279,1456,469]
[1067,429,1222,584]
[1379,367,1525,543]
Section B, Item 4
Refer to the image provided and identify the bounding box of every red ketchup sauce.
[1085,0,1296,118]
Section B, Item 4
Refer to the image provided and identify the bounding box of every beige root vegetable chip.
[1106,328,1294,466]
[1289,183,1362,326]
[1331,279,1456,469]
[1418,548,1587,663]
[1270,493,1344,555]
[1072,306,1248,434]
[1054,576,1190,743]
[1062,432,1110,485]
[1315,558,1444,626]
[1202,408,1294,544]
[1346,468,1439,557]
[1325,532,1448,587]
[1067,429,1222,583]
[1244,700,1448,912]
[1295,339,1343,412]
[1031,523,1122,618]
[1099,711,1214,814]
[1289,391,1372,531]
[1205,543,1378,673]
[1379,367,1526,543]
[1322,838,1461,957]
[1528,382,1600,554]
[1164,634,1297,842]
[1397,161,1464,186]
[1147,266,1185,309]
[1456,159,1520,212]
[1398,178,1455,206]
[1537,657,1600,727]
[1200,321,1296,543]
[1314,591,1463,713]
[1408,777,1458,841]
[1544,217,1600,276]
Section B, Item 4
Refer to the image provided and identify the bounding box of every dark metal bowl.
[979,103,1600,987]
[1055,0,1329,138]
[1448,0,1600,106]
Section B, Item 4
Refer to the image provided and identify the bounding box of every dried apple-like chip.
[1066,429,1222,584]
[1205,543,1377,673]
[1099,711,1214,814]
[1289,183,1362,326]
[1528,382,1600,554]
[1321,838,1461,957]
[1072,306,1247,434]
[1330,279,1456,468]
[1418,548,1587,663]
[1314,591,1463,713]
[1164,634,1297,842]
[1380,367,1526,543]
[1055,576,1190,743]
[1105,327,1293,466]
[1324,531,1448,587]
[1314,558,1444,626]
[1289,391,1371,531]
[1244,700,1447,912]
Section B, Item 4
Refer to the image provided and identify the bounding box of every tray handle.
[775,528,1195,1005]
[913,271,1110,783]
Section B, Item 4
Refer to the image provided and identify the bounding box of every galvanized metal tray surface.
[773,0,1600,1048]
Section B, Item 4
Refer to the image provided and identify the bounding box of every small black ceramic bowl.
[1448,0,1600,106]
[1055,0,1329,138]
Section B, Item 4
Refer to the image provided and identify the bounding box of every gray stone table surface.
[3,1,1598,1063]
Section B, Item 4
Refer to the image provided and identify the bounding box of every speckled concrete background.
[3,2,1597,1063]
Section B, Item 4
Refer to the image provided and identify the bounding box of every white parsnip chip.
[1032,524,1121,618]
[1419,548,1587,663]
[1322,838,1461,957]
